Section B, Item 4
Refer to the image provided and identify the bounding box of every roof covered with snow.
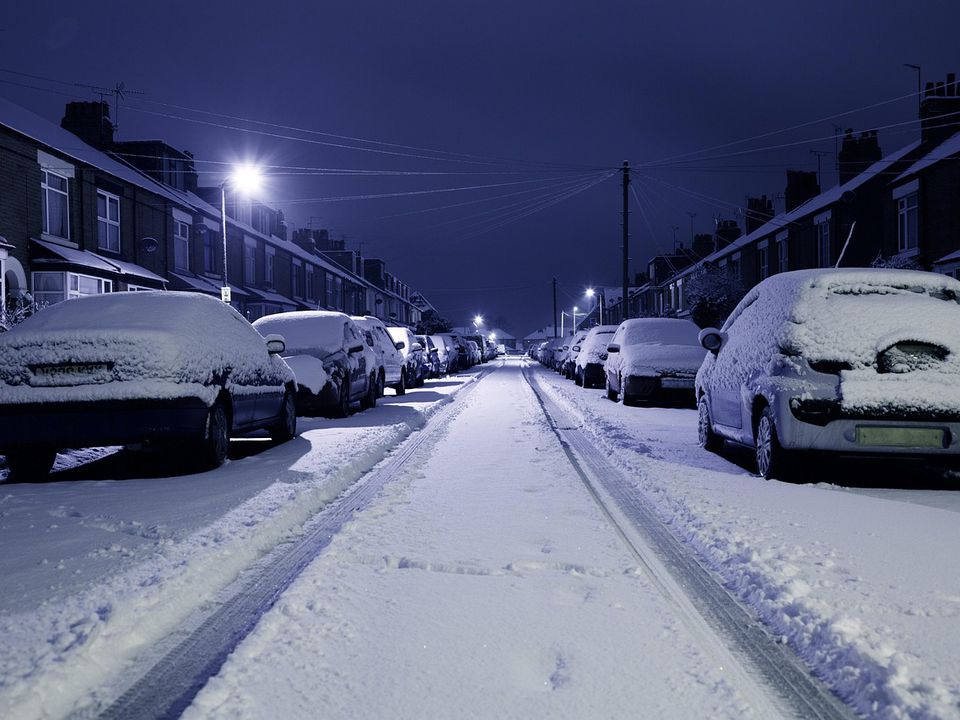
[892,130,960,184]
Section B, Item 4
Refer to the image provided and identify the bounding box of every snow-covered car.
[574,325,618,387]
[464,334,489,363]
[437,333,468,371]
[465,339,481,366]
[604,318,704,405]
[559,332,588,379]
[695,268,960,479]
[416,334,442,378]
[354,315,406,395]
[254,311,377,417]
[387,326,425,387]
[429,334,453,375]
[0,292,297,479]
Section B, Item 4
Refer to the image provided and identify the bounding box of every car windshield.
[621,320,700,346]
[253,312,348,355]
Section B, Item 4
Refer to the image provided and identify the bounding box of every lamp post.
[586,287,604,325]
[219,163,263,303]
[572,306,579,333]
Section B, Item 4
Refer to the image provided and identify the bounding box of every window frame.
[897,192,920,253]
[173,219,191,271]
[96,189,121,253]
[41,169,71,240]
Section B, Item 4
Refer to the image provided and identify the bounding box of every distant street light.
[586,287,604,324]
[572,306,579,333]
[220,163,263,302]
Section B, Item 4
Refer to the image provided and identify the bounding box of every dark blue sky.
[2,1,958,334]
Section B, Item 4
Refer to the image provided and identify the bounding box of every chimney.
[920,72,960,146]
[714,219,742,251]
[61,101,114,149]
[784,170,820,212]
[692,232,715,258]
[838,129,882,184]
[745,195,774,234]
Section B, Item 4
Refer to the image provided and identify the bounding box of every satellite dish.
[840,190,857,206]
[141,237,159,253]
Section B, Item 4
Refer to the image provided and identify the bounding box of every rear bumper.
[581,363,605,387]
[0,397,210,452]
[623,374,695,399]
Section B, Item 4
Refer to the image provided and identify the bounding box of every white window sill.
[40,234,77,248]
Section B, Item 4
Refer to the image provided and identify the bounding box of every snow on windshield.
[253,312,349,357]
[576,326,619,365]
[620,319,701,346]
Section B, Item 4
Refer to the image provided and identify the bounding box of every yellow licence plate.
[856,426,946,448]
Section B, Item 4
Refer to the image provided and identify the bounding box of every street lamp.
[473,314,484,328]
[220,163,263,302]
[586,287,604,324]
[572,306,579,333]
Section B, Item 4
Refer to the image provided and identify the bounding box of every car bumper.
[774,393,960,456]
[623,374,695,399]
[581,363,605,387]
[0,397,210,452]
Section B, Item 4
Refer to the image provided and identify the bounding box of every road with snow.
[1,358,959,719]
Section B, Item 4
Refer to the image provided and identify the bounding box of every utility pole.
[687,211,696,244]
[810,149,831,188]
[621,161,630,321]
[552,277,558,338]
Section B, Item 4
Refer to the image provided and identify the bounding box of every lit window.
[898,192,919,252]
[97,190,121,252]
[41,170,70,240]
[174,219,190,271]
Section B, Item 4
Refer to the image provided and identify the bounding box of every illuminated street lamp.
[220,163,263,302]
[572,305,579,332]
[586,287,604,324]
[473,314,484,328]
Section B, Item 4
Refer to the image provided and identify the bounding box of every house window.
[676,277,684,309]
[816,220,831,267]
[243,239,257,285]
[32,271,111,306]
[777,238,789,272]
[265,245,276,287]
[97,190,121,253]
[306,265,315,301]
[203,232,216,273]
[898,192,919,252]
[292,259,304,298]
[174,219,190,271]
[758,243,769,280]
[730,253,741,278]
[41,170,70,240]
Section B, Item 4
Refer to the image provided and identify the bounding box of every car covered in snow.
[558,331,588,380]
[574,325,619,387]
[354,315,406,395]
[429,334,454,375]
[695,268,960,479]
[0,292,297,479]
[253,311,378,417]
[416,334,442,378]
[387,326,425,387]
[604,318,704,405]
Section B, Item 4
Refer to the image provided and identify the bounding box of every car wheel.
[270,391,297,443]
[395,371,406,396]
[574,370,583,386]
[620,375,634,406]
[697,397,723,452]
[606,375,618,402]
[5,448,57,481]
[378,371,386,397]
[198,400,229,470]
[755,407,789,480]
[333,379,351,418]
[365,373,378,409]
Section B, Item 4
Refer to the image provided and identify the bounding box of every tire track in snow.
[96,364,500,720]
[521,363,857,720]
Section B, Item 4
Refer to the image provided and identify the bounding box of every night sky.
[2,1,959,335]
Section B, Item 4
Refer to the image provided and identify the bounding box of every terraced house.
[0,98,428,327]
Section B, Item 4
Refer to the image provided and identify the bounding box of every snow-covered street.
[2,358,960,719]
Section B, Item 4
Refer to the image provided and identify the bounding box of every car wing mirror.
[395,341,405,350]
[698,328,727,354]
[606,343,620,353]
[573,345,581,352]
[349,344,364,354]
[264,334,286,355]
[412,342,423,351]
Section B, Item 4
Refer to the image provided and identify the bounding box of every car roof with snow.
[253,311,355,356]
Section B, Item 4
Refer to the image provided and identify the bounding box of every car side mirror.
[349,344,364,354]
[395,341,405,350]
[606,343,620,353]
[264,334,286,355]
[573,345,581,352]
[412,342,423,352]
[698,328,726,354]
[600,352,608,361]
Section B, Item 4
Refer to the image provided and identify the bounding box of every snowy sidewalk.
[184,362,766,719]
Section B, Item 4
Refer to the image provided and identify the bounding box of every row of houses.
[590,73,960,327]
[0,97,428,326]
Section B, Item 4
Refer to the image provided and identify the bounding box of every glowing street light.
[220,163,264,302]
[585,287,604,324]
[473,314,484,327]
[572,305,579,332]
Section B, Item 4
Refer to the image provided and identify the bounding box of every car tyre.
[395,371,406,396]
[5,448,57,481]
[270,391,297,443]
[574,370,583,387]
[198,400,229,470]
[606,376,618,402]
[755,406,790,480]
[361,372,378,410]
[333,379,351,418]
[697,397,723,452]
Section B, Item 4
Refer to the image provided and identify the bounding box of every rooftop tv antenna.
[74,81,145,135]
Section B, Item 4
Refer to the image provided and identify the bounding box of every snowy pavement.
[182,357,773,719]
